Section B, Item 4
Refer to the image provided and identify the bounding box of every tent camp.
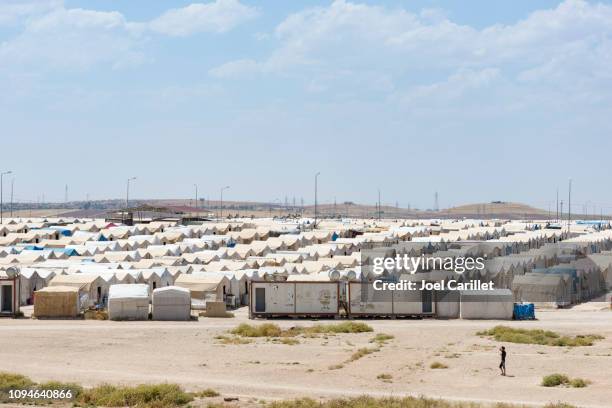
[108,284,150,321]
[152,286,191,321]
[34,286,80,318]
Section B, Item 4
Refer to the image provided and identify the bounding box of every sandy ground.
[1,304,611,408]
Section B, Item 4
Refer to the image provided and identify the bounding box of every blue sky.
[1,0,611,213]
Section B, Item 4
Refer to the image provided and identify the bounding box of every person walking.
[499,346,507,376]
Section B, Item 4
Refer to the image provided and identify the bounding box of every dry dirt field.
[1,304,611,408]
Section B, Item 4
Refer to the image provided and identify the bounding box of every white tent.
[108,284,150,321]
[460,289,513,320]
[152,286,191,321]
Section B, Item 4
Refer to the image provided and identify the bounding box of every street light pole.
[126,177,136,210]
[10,177,14,218]
[194,184,198,215]
[314,172,320,228]
[220,186,230,219]
[1,170,13,224]
[568,178,572,234]
[378,188,381,221]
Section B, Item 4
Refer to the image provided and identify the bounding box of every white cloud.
[0,0,257,72]
[0,0,61,26]
[149,0,258,36]
[209,58,260,78]
[210,0,612,86]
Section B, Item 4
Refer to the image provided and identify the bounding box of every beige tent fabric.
[34,286,80,318]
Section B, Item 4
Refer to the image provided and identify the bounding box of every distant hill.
[12,199,554,220]
[443,202,549,218]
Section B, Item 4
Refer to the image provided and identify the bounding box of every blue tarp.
[513,303,535,320]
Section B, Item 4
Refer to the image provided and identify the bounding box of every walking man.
[499,346,506,376]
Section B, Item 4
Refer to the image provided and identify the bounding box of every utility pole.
[556,188,559,222]
[194,184,198,215]
[378,188,381,221]
[64,184,68,205]
[314,172,320,228]
[1,170,13,224]
[434,191,439,212]
[126,177,136,209]
[220,186,230,219]
[10,177,14,217]
[568,178,572,234]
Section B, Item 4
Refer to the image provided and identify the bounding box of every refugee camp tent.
[49,274,107,307]
[34,286,80,318]
[152,286,191,321]
[511,274,572,306]
[108,284,150,321]
[174,273,230,308]
[459,289,513,319]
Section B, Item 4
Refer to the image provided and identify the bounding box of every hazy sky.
[1,0,611,212]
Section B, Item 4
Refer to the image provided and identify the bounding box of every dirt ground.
[1,303,611,408]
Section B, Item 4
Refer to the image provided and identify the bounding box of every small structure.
[249,281,340,318]
[459,289,514,320]
[152,286,191,321]
[34,286,80,318]
[0,267,20,316]
[175,273,230,309]
[49,274,108,307]
[108,284,150,321]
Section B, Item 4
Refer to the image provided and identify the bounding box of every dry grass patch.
[477,326,604,347]
[348,347,379,362]
[370,333,394,344]
[215,335,252,345]
[0,372,82,404]
[377,374,393,383]
[192,388,220,398]
[541,374,590,388]
[80,383,192,407]
[430,362,448,369]
[230,322,373,339]
[1,374,192,408]
[265,395,555,408]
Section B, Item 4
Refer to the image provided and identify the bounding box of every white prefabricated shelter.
[152,286,191,321]
[108,284,150,321]
[346,281,435,317]
[459,289,514,320]
[249,281,340,318]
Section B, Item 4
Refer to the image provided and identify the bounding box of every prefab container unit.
[249,281,340,318]
[152,286,191,321]
[347,282,436,317]
[459,289,514,320]
[108,284,150,321]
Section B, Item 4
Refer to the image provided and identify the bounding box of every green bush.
[79,383,193,407]
[265,395,538,408]
[231,323,282,337]
[478,326,603,347]
[230,322,373,339]
[569,378,590,388]
[192,388,220,398]
[541,374,570,387]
